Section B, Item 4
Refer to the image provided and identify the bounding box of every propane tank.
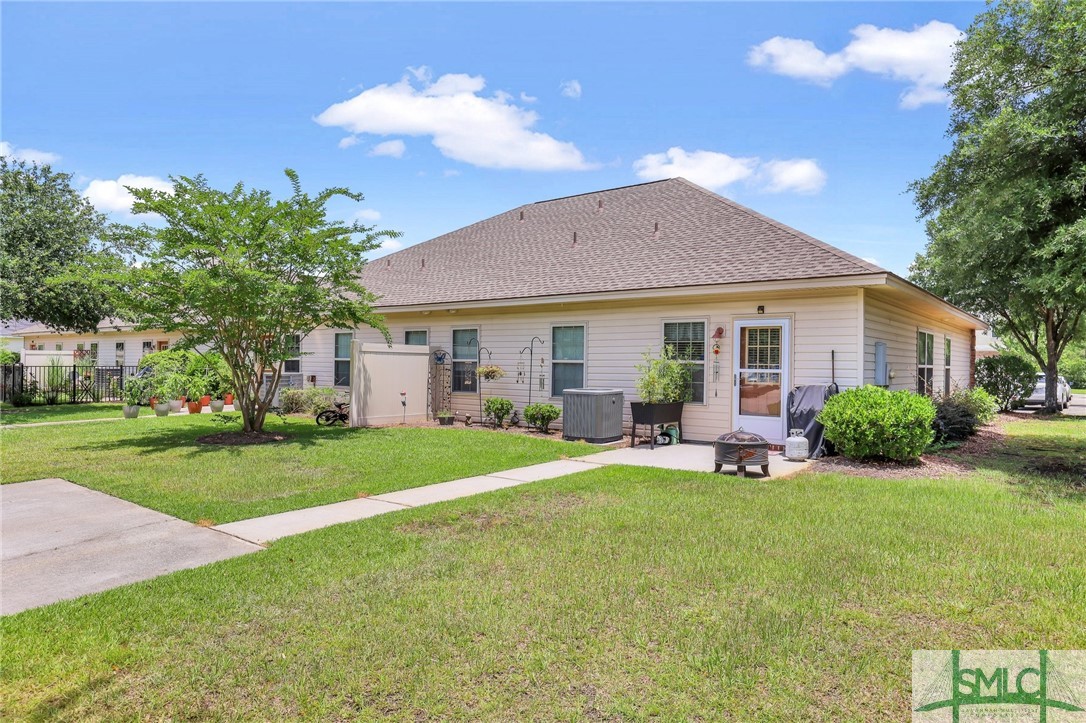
[784,429,809,461]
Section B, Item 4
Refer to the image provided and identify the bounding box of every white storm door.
[733,319,790,442]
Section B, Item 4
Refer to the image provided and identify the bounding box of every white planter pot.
[122,405,141,419]
[209,399,225,413]
[168,399,183,413]
[154,403,171,417]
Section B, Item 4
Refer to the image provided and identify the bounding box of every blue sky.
[2,2,984,274]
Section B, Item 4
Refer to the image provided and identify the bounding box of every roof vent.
[596,199,603,213]
[572,231,578,247]
[519,210,525,222]
[653,221,660,237]
[421,258,426,269]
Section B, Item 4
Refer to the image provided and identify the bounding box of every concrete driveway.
[1,479,260,616]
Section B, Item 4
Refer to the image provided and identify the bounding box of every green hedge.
[818,386,936,463]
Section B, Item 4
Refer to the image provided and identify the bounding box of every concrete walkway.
[215,447,812,545]
[215,459,602,544]
[1,479,260,615]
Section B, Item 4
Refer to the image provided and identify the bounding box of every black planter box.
[629,401,684,449]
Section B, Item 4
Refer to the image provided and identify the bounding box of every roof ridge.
[669,177,885,275]
[531,178,673,205]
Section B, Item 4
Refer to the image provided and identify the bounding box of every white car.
[1022,373,1072,409]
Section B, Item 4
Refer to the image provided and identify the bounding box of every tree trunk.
[1044,310,1060,413]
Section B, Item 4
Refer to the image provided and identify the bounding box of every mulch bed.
[811,420,1010,480]
[196,431,291,446]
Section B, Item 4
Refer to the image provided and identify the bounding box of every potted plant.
[476,364,505,382]
[122,377,145,419]
[160,373,186,412]
[436,409,454,426]
[154,399,172,416]
[185,379,207,415]
[630,346,692,444]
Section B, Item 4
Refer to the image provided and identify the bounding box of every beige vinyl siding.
[296,289,862,442]
[20,331,183,366]
[863,289,973,393]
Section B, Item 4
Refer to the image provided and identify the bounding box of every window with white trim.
[917,331,935,396]
[142,340,153,357]
[333,333,351,386]
[284,334,301,373]
[116,341,125,367]
[405,330,428,346]
[452,329,477,393]
[944,337,952,395]
[551,325,585,397]
[664,321,706,403]
[55,342,63,351]
[89,342,98,361]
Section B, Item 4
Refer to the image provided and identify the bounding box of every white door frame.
[732,318,791,443]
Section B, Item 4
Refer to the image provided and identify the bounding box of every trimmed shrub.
[948,387,998,425]
[976,354,1037,411]
[523,403,561,433]
[818,386,936,463]
[483,397,514,426]
[932,396,978,443]
[280,387,339,415]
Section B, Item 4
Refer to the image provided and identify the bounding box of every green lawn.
[0,415,593,523]
[0,402,148,425]
[2,417,1083,720]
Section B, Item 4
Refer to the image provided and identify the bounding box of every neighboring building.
[15,319,182,368]
[13,179,987,442]
[975,331,1003,359]
[1,320,34,356]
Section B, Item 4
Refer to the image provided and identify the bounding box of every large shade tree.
[109,170,399,433]
[0,157,116,332]
[911,0,1086,411]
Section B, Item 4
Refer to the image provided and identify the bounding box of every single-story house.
[14,179,986,443]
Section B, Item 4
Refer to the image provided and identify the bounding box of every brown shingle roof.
[360,178,884,308]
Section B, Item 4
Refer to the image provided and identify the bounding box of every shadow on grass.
[951,415,1086,502]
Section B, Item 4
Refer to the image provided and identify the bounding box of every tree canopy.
[0,156,116,332]
[108,170,400,433]
[910,0,1086,411]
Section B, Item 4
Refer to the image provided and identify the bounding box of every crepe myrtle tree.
[108,170,399,433]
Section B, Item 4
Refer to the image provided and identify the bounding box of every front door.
[733,319,790,442]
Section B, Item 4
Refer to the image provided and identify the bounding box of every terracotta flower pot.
[149,396,158,406]
[200,395,211,407]
[224,393,234,405]
[186,401,202,415]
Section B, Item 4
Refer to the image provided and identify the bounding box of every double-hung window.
[452,329,477,392]
[917,331,935,396]
[663,321,706,403]
[142,340,153,358]
[89,342,98,361]
[943,337,952,395]
[284,335,301,373]
[405,330,428,346]
[551,325,585,397]
[115,342,125,367]
[55,342,63,351]
[333,333,351,387]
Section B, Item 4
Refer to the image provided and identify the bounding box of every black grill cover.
[786,384,838,459]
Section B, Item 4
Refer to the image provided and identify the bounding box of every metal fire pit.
[714,429,771,477]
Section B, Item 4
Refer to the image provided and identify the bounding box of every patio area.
[580,442,813,478]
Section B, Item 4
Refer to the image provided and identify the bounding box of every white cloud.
[759,158,827,194]
[406,65,432,83]
[862,256,880,266]
[634,147,758,190]
[379,239,403,252]
[519,91,538,103]
[338,136,359,149]
[633,146,827,195]
[559,79,582,99]
[0,141,61,165]
[83,174,173,214]
[351,208,382,222]
[747,20,962,108]
[443,169,461,177]
[369,139,406,158]
[315,69,593,171]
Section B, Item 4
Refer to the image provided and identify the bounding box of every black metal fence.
[1,364,142,405]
